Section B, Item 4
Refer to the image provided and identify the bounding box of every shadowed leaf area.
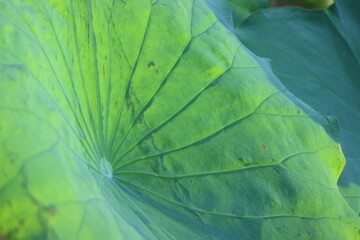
[0,0,359,239]
[236,0,360,218]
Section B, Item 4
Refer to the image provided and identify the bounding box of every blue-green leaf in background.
[1,0,360,239]
[236,0,360,215]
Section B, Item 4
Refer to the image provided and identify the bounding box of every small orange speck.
[261,145,266,149]
[46,205,56,216]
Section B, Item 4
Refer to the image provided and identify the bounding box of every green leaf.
[225,0,268,26]
[276,0,333,8]
[1,0,360,239]
[236,0,360,215]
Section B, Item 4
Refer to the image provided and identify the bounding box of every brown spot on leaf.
[45,205,56,216]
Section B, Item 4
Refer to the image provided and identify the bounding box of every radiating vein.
[113,88,279,170]
[3,3,98,160]
[106,2,153,159]
[117,177,339,220]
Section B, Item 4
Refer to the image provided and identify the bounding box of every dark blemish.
[297,233,301,237]
[276,225,285,231]
[261,145,266,150]
[297,110,301,114]
[155,69,159,73]
[148,61,156,68]
[18,219,25,226]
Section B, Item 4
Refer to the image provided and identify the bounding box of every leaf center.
[99,157,113,179]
